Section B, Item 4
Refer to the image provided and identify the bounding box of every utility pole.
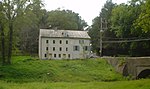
[100,17,107,57]
[100,18,103,57]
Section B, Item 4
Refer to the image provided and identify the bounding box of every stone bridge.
[104,57,150,79]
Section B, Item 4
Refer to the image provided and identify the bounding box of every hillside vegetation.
[0,56,123,82]
[0,56,150,89]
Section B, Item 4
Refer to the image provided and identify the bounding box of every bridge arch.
[137,69,150,79]
[122,64,128,76]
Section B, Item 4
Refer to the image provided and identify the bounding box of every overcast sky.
[43,0,129,26]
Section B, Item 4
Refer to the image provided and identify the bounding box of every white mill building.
[39,29,91,59]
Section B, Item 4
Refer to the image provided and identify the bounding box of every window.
[45,54,47,57]
[46,40,49,43]
[59,54,61,58]
[68,54,70,58]
[66,47,68,51]
[84,46,88,51]
[59,47,62,51]
[53,40,55,44]
[73,46,80,51]
[53,47,55,51]
[60,40,62,44]
[79,40,84,44]
[66,40,68,44]
[63,54,66,58]
[54,54,56,58]
[46,47,48,51]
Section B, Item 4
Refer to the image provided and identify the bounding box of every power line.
[102,37,143,40]
[103,38,150,43]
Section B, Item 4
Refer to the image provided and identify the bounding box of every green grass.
[0,56,150,89]
[0,56,123,82]
[0,79,150,89]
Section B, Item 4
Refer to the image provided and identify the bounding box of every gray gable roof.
[40,29,90,39]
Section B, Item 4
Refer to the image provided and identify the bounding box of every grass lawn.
[0,56,150,89]
[0,56,123,82]
[0,79,150,89]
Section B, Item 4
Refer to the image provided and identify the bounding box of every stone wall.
[104,57,150,79]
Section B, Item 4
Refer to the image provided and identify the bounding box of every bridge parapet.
[104,57,150,79]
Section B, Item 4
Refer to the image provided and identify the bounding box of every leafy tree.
[90,0,150,56]
[133,0,149,33]
[15,0,45,55]
[89,0,116,55]
[0,1,6,65]
[89,17,100,54]
[1,0,31,64]
[0,0,44,64]
[47,9,87,30]
[130,0,150,56]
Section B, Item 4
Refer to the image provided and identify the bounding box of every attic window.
[64,32,69,37]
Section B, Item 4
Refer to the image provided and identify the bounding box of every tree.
[89,0,116,56]
[133,0,149,33]
[47,9,87,30]
[15,0,45,55]
[90,0,150,56]
[89,17,101,54]
[0,24,6,65]
[1,0,39,64]
[0,1,6,65]
[130,0,150,56]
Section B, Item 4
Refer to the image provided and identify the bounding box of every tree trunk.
[0,24,6,65]
[7,22,13,64]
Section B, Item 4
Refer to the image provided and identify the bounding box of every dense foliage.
[89,0,150,56]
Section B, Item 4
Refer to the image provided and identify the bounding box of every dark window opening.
[60,40,62,44]
[46,47,48,51]
[46,40,49,43]
[68,54,70,58]
[73,46,80,51]
[53,40,55,44]
[60,47,62,51]
[84,46,88,51]
[59,54,61,58]
[66,47,68,51]
[66,40,68,44]
[54,54,56,58]
[45,54,47,57]
[53,47,55,51]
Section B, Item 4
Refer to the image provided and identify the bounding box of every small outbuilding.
[39,29,91,59]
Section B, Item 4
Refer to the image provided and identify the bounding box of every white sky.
[43,0,129,26]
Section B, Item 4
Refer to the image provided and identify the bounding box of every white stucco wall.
[39,37,91,59]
